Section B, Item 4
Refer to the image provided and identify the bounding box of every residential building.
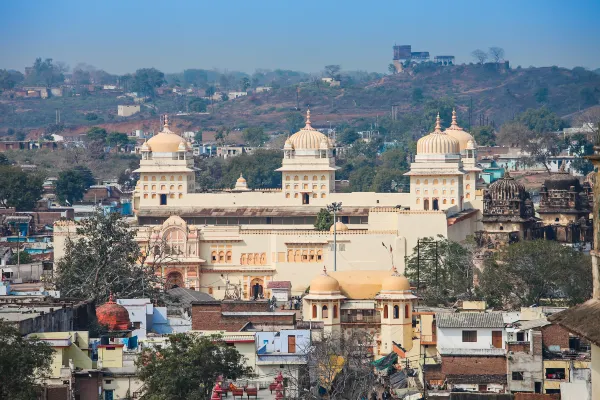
[228,91,248,99]
[217,145,255,158]
[436,312,507,393]
[117,105,141,117]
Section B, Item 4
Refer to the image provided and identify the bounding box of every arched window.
[333,305,338,318]
[218,251,225,263]
[143,176,148,181]
[466,175,470,180]
[178,193,183,199]
[321,193,326,198]
[211,251,217,263]
[466,192,471,199]
[312,305,317,318]
[312,193,318,198]
[152,185,156,190]
[404,304,409,318]
[313,175,318,180]
[170,175,174,181]
[226,251,232,263]
[178,175,183,181]
[286,193,290,198]
[451,179,455,185]
[294,175,299,181]
[322,305,329,318]
[294,184,299,189]
[313,184,317,190]
[443,179,446,184]
[166,271,184,289]
[416,198,420,204]
[169,193,175,199]
[286,175,290,181]
[424,199,430,211]
[433,189,438,195]
[178,185,183,190]
[151,176,156,181]
[443,199,447,204]
[285,184,290,189]
[433,179,438,184]
[384,305,389,319]
[164,228,186,255]
[294,193,299,198]
[160,176,166,181]
[303,175,308,181]
[466,184,471,190]
[393,305,400,319]
[143,194,148,199]
[424,179,428,184]
[321,175,326,180]
[317,250,323,261]
[321,184,326,190]
[451,199,455,204]
[151,194,156,199]
[241,254,247,265]
[303,184,308,190]
[160,184,166,190]
[416,179,420,184]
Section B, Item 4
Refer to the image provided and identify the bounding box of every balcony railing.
[421,334,437,344]
[340,314,381,324]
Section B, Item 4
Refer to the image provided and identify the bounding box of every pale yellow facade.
[53,111,484,298]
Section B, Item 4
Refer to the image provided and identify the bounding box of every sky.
[1,0,599,75]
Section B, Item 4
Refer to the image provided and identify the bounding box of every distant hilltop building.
[392,44,455,72]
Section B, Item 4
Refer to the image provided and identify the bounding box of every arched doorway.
[433,198,439,210]
[424,199,430,211]
[166,271,184,289]
[250,278,264,300]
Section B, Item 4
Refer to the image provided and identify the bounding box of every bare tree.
[488,47,505,63]
[324,65,342,80]
[283,330,378,400]
[471,49,488,64]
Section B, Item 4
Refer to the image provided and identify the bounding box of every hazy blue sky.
[1,0,599,74]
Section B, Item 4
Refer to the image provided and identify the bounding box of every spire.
[305,108,312,129]
[163,114,169,129]
[451,109,458,128]
[322,265,328,276]
[391,266,400,276]
[434,112,442,132]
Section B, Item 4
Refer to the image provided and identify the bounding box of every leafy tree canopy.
[0,69,24,90]
[338,128,359,145]
[314,208,333,231]
[8,251,33,265]
[136,333,253,400]
[242,126,269,147]
[0,166,44,211]
[516,107,567,133]
[54,210,165,304]
[471,125,496,146]
[55,166,95,205]
[87,127,108,142]
[106,132,130,148]
[132,68,165,97]
[285,112,305,134]
[188,97,208,113]
[404,236,475,306]
[477,240,592,309]
[0,321,53,400]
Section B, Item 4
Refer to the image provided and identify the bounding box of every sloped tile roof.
[436,312,504,328]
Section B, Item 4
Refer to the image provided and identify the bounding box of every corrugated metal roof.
[436,312,504,328]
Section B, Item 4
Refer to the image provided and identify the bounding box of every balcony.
[421,334,437,345]
[340,313,381,324]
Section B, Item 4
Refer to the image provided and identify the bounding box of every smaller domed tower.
[375,268,417,355]
[96,293,131,331]
[302,267,346,335]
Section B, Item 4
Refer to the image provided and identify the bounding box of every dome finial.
[435,113,442,132]
[322,265,328,275]
[451,109,458,128]
[163,114,169,129]
[391,266,400,276]
[305,108,312,129]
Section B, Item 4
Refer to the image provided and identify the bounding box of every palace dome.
[146,115,189,153]
[488,171,526,200]
[96,294,130,331]
[543,173,582,192]
[417,113,460,155]
[381,268,410,292]
[444,109,475,152]
[309,267,340,294]
[287,109,329,150]
[329,221,349,232]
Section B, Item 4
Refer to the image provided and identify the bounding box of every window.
[384,305,389,319]
[466,193,471,199]
[433,179,438,184]
[160,184,166,190]
[294,175,299,181]
[178,175,183,181]
[416,179,420,184]
[545,368,566,380]
[393,305,399,319]
[451,199,455,204]
[321,193,326,198]
[286,193,290,198]
[512,372,524,381]
[169,193,175,199]
[169,185,174,190]
[404,304,409,318]
[333,305,338,318]
[105,380,112,384]
[178,185,183,190]
[451,179,455,184]
[160,194,167,205]
[143,185,148,190]
[322,305,328,318]
[164,228,185,255]
[179,193,183,199]
[303,184,308,189]
[151,194,156,199]
[443,199,447,204]
[151,184,156,190]
[294,184,299,189]
[303,175,308,180]
[313,193,317,198]
[170,175,174,181]
[321,175,326,180]
[143,176,148,181]
[321,184,326,190]
[424,179,428,184]
[466,174,470,180]
[286,184,290,189]
[151,176,156,181]
[313,175,318,180]
[294,193,298,198]
[466,184,471,190]
[462,330,477,342]
[443,179,446,184]
[516,332,525,342]
[160,175,166,181]
[313,184,317,190]
[143,194,148,199]
[312,305,317,318]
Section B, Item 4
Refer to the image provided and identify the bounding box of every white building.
[118,105,141,117]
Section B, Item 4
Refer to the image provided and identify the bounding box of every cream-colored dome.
[287,109,328,150]
[330,221,349,232]
[381,268,410,292]
[445,109,475,152]
[309,267,340,293]
[237,174,246,183]
[147,115,189,153]
[416,113,460,155]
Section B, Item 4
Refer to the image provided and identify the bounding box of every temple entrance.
[424,199,430,211]
[250,278,264,300]
[166,271,184,289]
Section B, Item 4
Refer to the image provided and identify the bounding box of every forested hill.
[214,64,600,130]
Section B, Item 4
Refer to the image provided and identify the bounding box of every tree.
[349,166,376,192]
[0,167,44,211]
[314,208,333,231]
[471,49,488,64]
[516,107,566,133]
[0,69,23,90]
[183,69,208,87]
[404,236,475,306]
[284,331,376,400]
[242,126,269,147]
[54,210,166,305]
[221,92,229,101]
[239,77,251,91]
[0,321,53,400]
[412,87,424,104]
[26,58,65,87]
[370,168,407,192]
[131,68,165,98]
[285,111,305,134]
[0,153,10,166]
[567,133,594,175]
[535,87,549,103]
[488,47,505,63]
[136,333,253,400]
[8,251,33,265]
[471,125,496,146]
[388,64,397,75]
[205,86,216,98]
[223,149,283,188]
[86,127,108,143]
[55,166,95,205]
[194,131,203,144]
[188,97,208,112]
[324,65,341,80]
[337,128,359,145]
[478,240,592,309]
[219,74,231,91]
[106,132,130,148]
